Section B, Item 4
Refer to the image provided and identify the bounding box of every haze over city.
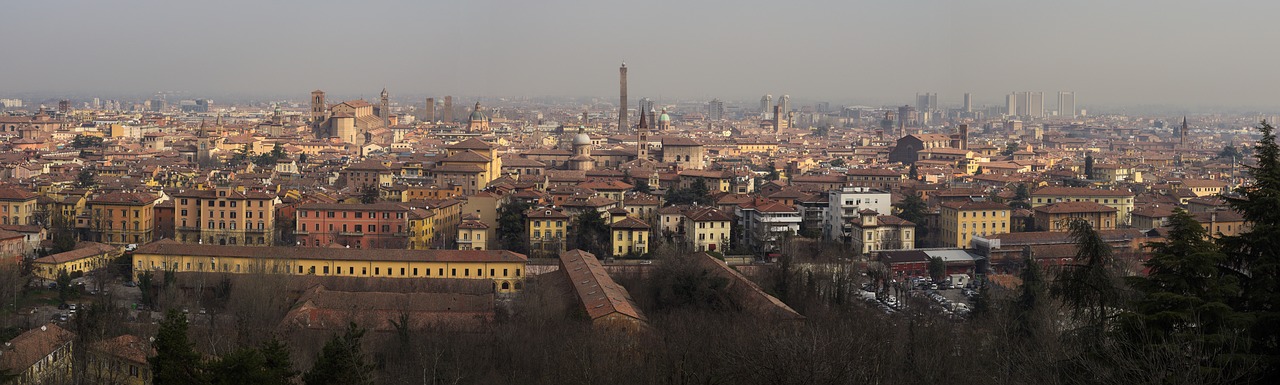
[4,0,1280,110]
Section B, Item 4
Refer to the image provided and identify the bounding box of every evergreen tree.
[1219,120,1280,377]
[357,184,379,204]
[1120,209,1245,372]
[207,339,295,385]
[892,193,930,241]
[150,310,207,385]
[1050,219,1124,339]
[908,164,919,180]
[76,168,96,188]
[632,178,652,194]
[303,323,374,385]
[927,257,946,282]
[1015,183,1030,201]
[1012,248,1048,341]
[1084,153,1095,179]
[495,200,532,254]
[571,211,610,257]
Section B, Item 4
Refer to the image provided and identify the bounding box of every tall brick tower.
[619,63,629,131]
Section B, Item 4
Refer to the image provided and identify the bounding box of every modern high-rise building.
[619,63,629,130]
[638,98,655,119]
[1027,92,1045,118]
[915,93,938,112]
[779,95,792,116]
[761,94,773,118]
[707,99,725,120]
[1005,94,1018,117]
[1058,91,1076,118]
[963,93,972,113]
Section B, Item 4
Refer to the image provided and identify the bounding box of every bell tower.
[379,88,390,126]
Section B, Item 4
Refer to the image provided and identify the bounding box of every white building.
[823,187,892,243]
[736,199,801,256]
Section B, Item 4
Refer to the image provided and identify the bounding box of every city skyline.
[2,1,1279,110]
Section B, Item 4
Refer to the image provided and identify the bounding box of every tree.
[77,168,96,188]
[207,339,296,385]
[56,270,73,304]
[298,153,308,164]
[927,257,946,282]
[974,166,984,175]
[1050,219,1124,339]
[1218,144,1243,160]
[303,323,374,385]
[1119,208,1245,372]
[48,213,77,254]
[358,184,379,204]
[571,211,610,257]
[151,310,207,385]
[229,144,252,167]
[908,164,918,180]
[1219,120,1280,378]
[830,158,846,168]
[495,200,532,254]
[632,178,652,194]
[1084,153,1095,180]
[1014,183,1030,201]
[1012,248,1050,342]
[1002,142,1018,156]
[892,193,929,242]
[71,134,103,149]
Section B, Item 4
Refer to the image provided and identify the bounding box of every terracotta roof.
[1032,186,1133,197]
[684,207,731,222]
[0,187,36,201]
[609,217,651,230]
[134,239,526,263]
[559,250,646,323]
[447,138,494,150]
[0,324,75,373]
[280,284,493,332]
[688,252,803,322]
[89,335,152,365]
[32,242,118,265]
[1034,201,1117,214]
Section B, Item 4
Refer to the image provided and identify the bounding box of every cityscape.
[2,1,1280,385]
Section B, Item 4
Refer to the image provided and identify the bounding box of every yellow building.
[609,216,651,257]
[407,207,436,250]
[31,242,120,280]
[0,324,75,385]
[682,207,732,252]
[1031,186,1135,226]
[0,187,39,226]
[132,240,528,293]
[86,335,152,385]
[457,216,489,250]
[940,201,1011,248]
[173,186,276,246]
[735,140,779,155]
[526,208,569,258]
[85,192,156,246]
[432,138,503,195]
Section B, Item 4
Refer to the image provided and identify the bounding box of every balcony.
[244,228,268,233]
[393,232,409,237]
[338,232,364,236]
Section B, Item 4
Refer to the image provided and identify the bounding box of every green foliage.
[1050,219,1123,339]
[207,339,296,385]
[70,134,103,149]
[252,144,288,168]
[1015,183,1030,201]
[974,166,983,175]
[298,153,309,164]
[1218,144,1244,160]
[1002,142,1018,156]
[357,184,379,204]
[632,178,652,194]
[664,178,713,206]
[908,164,918,180]
[1219,120,1280,377]
[48,213,77,254]
[651,260,735,312]
[495,200,532,254]
[1120,209,1245,371]
[829,158,845,168]
[151,310,207,385]
[229,144,253,167]
[892,193,929,241]
[1012,250,1049,341]
[303,323,374,385]
[76,168,96,188]
[56,270,73,304]
[138,271,157,308]
[571,211,610,257]
[1084,153,1095,180]
[927,257,945,282]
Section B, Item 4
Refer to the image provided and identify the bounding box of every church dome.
[658,110,671,122]
[469,102,486,121]
[573,129,591,145]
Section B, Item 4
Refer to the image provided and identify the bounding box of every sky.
[3,0,1280,110]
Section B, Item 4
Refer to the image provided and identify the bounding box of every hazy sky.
[4,0,1279,110]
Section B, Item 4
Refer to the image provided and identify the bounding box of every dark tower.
[637,107,649,160]
[310,90,326,124]
[379,88,390,125]
[1180,116,1188,146]
[443,96,454,123]
[425,97,435,122]
[959,124,969,150]
[619,63,629,131]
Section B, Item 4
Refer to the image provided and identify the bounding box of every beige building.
[940,201,1011,248]
[850,210,915,255]
[0,187,38,226]
[1031,186,1135,225]
[1033,201,1118,232]
[457,215,489,250]
[682,207,731,252]
[173,186,276,246]
[661,137,705,170]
